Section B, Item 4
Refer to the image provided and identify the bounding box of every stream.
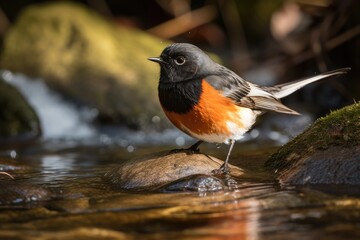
[0,139,359,239]
[0,73,359,239]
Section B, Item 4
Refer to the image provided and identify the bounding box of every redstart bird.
[148,43,350,174]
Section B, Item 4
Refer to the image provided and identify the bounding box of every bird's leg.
[213,139,235,175]
[170,140,203,154]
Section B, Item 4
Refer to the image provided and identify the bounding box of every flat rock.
[104,151,243,191]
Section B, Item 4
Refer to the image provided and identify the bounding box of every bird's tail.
[267,67,351,99]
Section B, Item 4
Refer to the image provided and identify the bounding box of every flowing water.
[1,140,359,240]
[0,73,359,239]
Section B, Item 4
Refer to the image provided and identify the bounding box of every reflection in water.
[192,191,261,240]
[0,143,359,240]
[40,155,76,182]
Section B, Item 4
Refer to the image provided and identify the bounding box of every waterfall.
[0,70,189,147]
[1,70,97,139]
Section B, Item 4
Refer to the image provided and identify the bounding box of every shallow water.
[0,139,359,240]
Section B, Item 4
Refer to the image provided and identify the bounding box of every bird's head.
[148,43,217,83]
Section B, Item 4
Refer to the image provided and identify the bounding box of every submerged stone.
[104,151,243,191]
[158,174,225,192]
[265,103,360,184]
[0,180,52,205]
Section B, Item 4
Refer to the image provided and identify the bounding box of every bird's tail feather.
[268,67,351,99]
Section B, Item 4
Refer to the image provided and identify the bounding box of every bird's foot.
[212,163,230,176]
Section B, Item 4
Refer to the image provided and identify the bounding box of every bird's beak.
[148,57,167,64]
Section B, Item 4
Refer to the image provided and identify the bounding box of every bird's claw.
[212,163,230,176]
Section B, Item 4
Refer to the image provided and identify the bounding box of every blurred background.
[0,0,359,148]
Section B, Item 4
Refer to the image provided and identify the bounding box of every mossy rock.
[265,103,360,184]
[0,2,170,128]
[0,75,41,141]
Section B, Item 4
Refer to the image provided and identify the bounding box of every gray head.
[148,43,218,83]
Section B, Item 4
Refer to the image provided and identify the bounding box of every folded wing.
[205,66,350,115]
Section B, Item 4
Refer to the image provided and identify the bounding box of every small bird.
[148,43,349,174]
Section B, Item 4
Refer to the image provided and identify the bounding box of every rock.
[0,158,52,205]
[277,146,360,184]
[0,75,41,142]
[265,103,360,184]
[0,180,52,205]
[104,151,243,191]
[158,174,226,192]
[0,2,169,128]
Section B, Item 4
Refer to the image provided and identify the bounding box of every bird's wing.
[233,84,300,114]
[228,82,300,115]
[205,72,250,98]
[205,68,299,115]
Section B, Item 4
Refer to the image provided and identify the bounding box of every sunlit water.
[0,141,359,240]
[0,71,359,239]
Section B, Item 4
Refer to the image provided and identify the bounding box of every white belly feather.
[181,107,258,144]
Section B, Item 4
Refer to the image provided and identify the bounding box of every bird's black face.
[148,43,216,83]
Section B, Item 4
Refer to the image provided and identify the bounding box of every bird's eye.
[174,56,186,65]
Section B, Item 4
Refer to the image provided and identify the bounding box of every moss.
[265,102,360,170]
[0,2,170,127]
[0,2,225,128]
[0,76,41,139]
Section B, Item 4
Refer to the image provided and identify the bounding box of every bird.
[148,43,350,174]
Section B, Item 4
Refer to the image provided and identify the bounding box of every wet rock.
[0,180,52,205]
[0,76,41,142]
[265,103,360,184]
[104,151,243,191]
[158,174,225,192]
[0,2,169,128]
[276,146,360,185]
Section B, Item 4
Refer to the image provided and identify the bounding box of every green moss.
[0,2,225,128]
[0,2,170,127]
[265,102,360,170]
[0,75,41,138]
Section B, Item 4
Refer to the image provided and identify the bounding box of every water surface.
[0,139,359,240]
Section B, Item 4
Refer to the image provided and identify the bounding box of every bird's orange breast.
[163,80,246,139]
